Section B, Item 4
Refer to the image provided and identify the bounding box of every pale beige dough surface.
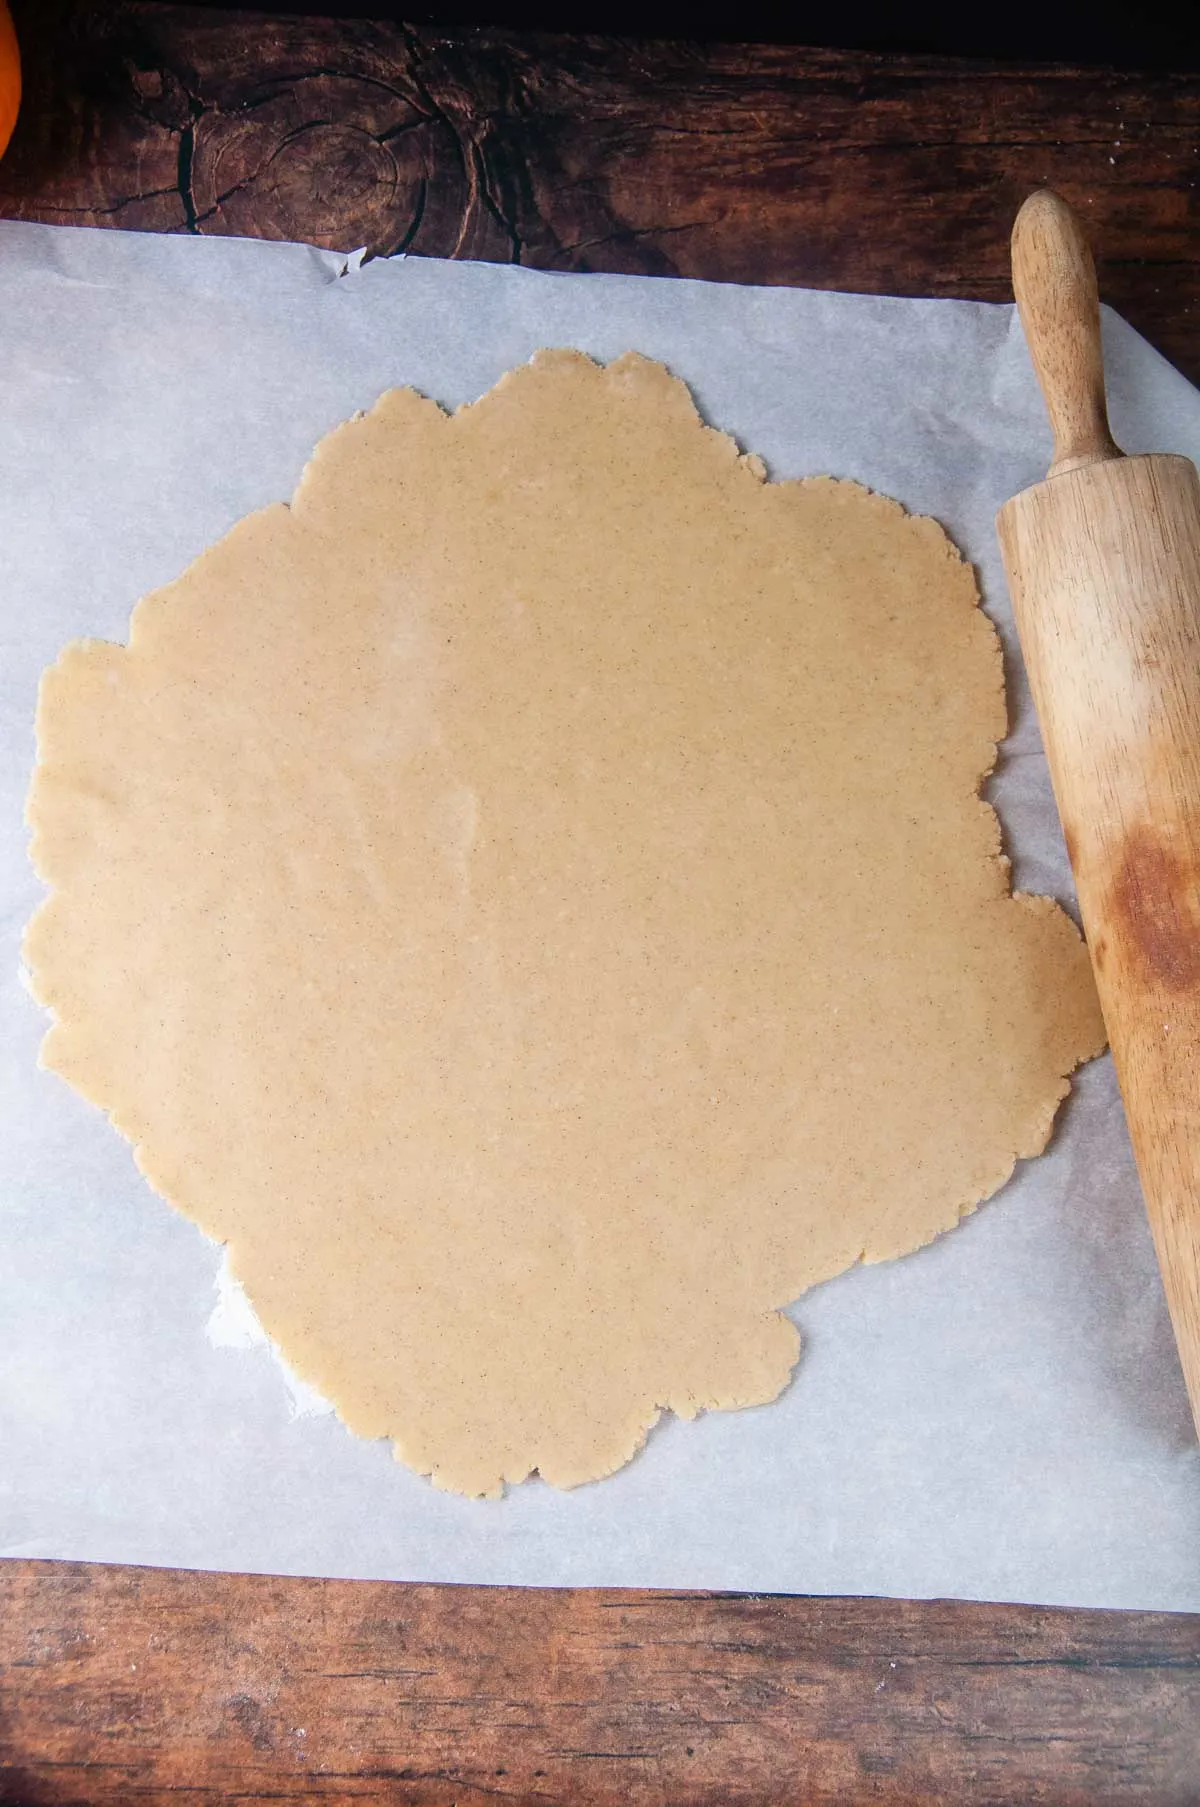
[25,350,1106,1496]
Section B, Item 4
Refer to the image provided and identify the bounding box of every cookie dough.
[25,351,1105,1495]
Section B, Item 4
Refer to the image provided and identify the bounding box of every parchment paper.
[1,219,1197,1610]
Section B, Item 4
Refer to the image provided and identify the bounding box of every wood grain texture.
[1000,453,1200,1437]
[2,1560,1199,1805]
[1000,193,1200,1435]
[0,3,1198,380]
[1011,190,1122,478]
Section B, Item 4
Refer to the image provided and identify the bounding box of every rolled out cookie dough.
[25,350,1106,1496]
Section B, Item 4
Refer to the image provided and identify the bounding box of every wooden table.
[1,6,1198,1801]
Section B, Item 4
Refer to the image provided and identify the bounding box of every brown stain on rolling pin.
[1107,824,1200,993]
[1000,190,1200,1431]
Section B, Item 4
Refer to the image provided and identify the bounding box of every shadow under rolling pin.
[997,189,1200,1436]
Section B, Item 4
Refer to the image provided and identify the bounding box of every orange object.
[0,0,19,162]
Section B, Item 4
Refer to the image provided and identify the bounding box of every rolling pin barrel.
[997,191,1200,1431]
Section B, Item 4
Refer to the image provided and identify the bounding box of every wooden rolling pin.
[997,190,1200,1434]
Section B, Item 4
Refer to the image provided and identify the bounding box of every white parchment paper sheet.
[1,220,1198,1610]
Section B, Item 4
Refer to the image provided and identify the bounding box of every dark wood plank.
[2,1560,1198,1805]
[0,3,1197,380]
[140,0,1200,72]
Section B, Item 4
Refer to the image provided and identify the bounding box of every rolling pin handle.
[1011,190,1124,479]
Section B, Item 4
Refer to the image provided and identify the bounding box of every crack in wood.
[26,185,179,219]
[0,4,1193,377]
